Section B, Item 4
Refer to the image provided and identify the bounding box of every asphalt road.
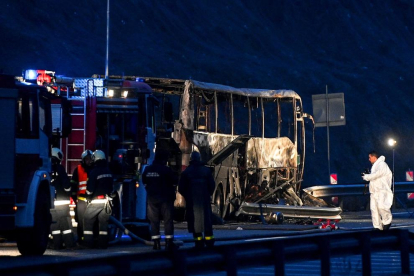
[1,208,414,274]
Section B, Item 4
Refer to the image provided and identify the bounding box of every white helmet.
[81,149,93,161]
[52,148,63,161]
[92,150,106,162]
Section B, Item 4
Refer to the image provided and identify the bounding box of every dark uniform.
[71,162,92,242]
[50,159,75,249]
[178,151,215,248]
[83,158,113,249]
[142,150,178,250]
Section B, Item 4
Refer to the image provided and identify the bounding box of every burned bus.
[139,77,341,220]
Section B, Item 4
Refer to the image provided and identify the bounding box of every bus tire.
[213,186,224,219]
[17,190,51,256]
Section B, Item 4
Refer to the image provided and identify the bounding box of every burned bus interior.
[132,77,336,220]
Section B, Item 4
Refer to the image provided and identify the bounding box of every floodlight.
[388,138,397,147]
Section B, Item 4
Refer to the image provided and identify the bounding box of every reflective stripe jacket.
[77,165,88,196]
[142,161,178,203]
[71,164,90,198]
[51,163,71,201]
[86,160,113,200]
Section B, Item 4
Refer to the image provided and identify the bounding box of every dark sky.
[2,0,414,185]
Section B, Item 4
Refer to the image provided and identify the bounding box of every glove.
[362,174,369,181]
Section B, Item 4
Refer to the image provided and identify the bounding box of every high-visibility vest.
[77,165,88,196]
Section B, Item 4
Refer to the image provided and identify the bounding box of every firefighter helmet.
[81,149,93,161]
[92,150,106,162]
[52,148,63,161]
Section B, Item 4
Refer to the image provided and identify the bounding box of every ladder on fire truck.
[63,78,100,176]
[65,97,86,176]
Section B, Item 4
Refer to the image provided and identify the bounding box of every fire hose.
[108,216,183,247]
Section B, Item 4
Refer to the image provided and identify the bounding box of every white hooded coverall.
[362,155,393,230]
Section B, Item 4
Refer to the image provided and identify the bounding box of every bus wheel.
[213,187,224,219]
[17,190,51,255]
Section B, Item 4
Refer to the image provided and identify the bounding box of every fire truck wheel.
[213,186,224,219]
[17,190,51,255]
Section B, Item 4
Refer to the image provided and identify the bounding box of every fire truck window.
[29,98,34,134]
[17,99,23,135]
[29,96,39,137]
[16,95,39,138]
[233,96,249,135]
[38,95,52,137]
[39,101,45,131]
[263,99,278,138]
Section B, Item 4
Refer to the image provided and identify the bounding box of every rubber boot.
[205,235,215,248]
[165,238,176,251]
[153,239,161,250]
[383,223,391,231]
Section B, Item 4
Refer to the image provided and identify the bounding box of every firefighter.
[142,149,178,250]
[178,151,216,249]
[70,149,93,243]
[83,150,114,249]
[50,148,75,249]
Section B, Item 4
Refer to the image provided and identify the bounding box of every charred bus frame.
[105,76,342,220]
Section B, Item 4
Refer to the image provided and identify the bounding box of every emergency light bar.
[24,69,38,80]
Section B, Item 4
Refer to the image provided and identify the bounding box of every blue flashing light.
[135,77,144,82]
[24,69,38,80]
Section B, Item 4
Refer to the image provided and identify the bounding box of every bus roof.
[190,80,301,100]
[115,76,301,100]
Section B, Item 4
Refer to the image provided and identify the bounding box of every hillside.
[1,0,414,186]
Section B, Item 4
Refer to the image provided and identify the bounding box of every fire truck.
[27,70,166,223]
[0,72,71,255]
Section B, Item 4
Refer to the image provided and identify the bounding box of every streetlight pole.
[388,138,396,210]
[105,0,110,79]
[392,147,395,195]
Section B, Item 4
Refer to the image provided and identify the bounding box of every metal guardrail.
[1,229,412,276]
[235,182,414,220]
[303,182,414,198]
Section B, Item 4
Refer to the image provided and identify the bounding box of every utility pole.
[105,0,110,79]
[326,85,331,181]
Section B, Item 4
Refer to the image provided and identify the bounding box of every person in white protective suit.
[362,151,393,230]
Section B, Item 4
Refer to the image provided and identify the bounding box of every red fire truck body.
[30,70,158,221]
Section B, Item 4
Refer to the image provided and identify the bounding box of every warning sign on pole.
[330,173,338,205]
[406,171,413,181]
[330,174,338,185]
[407,170,414,200]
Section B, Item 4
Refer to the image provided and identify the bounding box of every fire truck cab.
[0,73,71,255]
